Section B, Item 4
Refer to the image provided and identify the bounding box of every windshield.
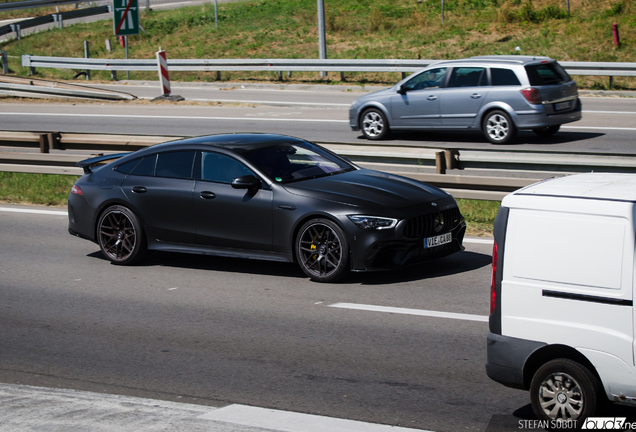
[243,141,354,183]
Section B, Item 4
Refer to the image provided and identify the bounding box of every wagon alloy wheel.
[483,110,516,144]
[361,108,389,140]
[296,219,349,282]
[97,205,146,265]
[530,359,602,427]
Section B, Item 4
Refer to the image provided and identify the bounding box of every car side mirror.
[231,175,261,190]
[398,84,407,95]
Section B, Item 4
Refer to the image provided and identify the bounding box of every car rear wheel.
[483,110,516,144]
[530,359,602,426]
[97,205,146,265]
[533,125,561,136]
[361,108,390,140]
[296,219,349,282]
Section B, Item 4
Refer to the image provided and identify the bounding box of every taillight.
[521,87,542,104]
[490,240,498,315]
[70,184,84,196]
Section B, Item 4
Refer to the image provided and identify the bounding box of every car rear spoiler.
[76,153,130,174]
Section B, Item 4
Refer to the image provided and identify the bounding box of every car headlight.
[348,215,398,230]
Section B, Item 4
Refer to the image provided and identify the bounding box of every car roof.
[432,55,554,67]
[512,173,636,202]
[144,133,309,153]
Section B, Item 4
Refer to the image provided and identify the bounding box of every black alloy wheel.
[530,358,602,428]
[296,218,349,282]
[361,108,390,140]
[533,125,561,136]
[483,110,516,144]
[97,205,146,265]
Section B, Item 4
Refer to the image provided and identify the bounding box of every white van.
[487,173,636,426]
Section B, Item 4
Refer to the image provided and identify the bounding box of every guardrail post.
[84,41,90,80]
[39,134,49,153]
[340,71,345,82]
[609,76,613,90]
[278,71,282,81]
[444,149,458,170]
[10,24,20,41]
[216,71,221,81]
[48,132,61,150]
[1,51,8,75]
[435,151,446,175]
[111,70,117,81]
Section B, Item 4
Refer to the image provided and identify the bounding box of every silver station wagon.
[349,56,582,144]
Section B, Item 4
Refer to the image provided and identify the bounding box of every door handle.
[427,95,438,101]
[131,186,147,194]
[471,93,481,99]
[200,191,216,199]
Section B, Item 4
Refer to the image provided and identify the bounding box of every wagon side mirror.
[398,84,408,95]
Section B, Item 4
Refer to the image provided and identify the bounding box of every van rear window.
[525,62,571,86]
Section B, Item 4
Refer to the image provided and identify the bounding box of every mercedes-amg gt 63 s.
[68,133,466,282]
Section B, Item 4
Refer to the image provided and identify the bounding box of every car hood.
[353,87,395,104]
[282,169,450,209]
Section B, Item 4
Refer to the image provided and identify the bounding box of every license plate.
[554,101,571,111]
[424,232,452,249]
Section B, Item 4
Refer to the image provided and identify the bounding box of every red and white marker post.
[153,47,183,101]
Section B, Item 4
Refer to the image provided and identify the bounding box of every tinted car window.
[404,67,447,91]
[155,151,195,179]
[201,152,255,183]
[525,63,571,86]
[130,155,156,176]
[244,141,353,183]
[447,67,485,88]
[491,68,521,86]
[116,158,141,174]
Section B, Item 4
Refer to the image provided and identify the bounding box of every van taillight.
[521,87,542,104]
[490,240,498,314]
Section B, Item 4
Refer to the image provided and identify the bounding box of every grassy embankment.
[0,172,500,235]
[0,0,634,88]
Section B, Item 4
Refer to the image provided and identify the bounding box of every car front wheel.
[97,205,147,265]
[361,108,390,140]
[530,359,602,426]
[296,218,349,282]
[483,110,516,144]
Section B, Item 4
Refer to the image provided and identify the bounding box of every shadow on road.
[88,248,490,285]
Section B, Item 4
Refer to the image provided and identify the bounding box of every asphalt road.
[0,85,635,153]
[0,205,524,431]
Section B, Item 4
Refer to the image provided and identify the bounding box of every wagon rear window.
[525,62,571,86]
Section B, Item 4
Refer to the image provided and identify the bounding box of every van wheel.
[530,359,602,426]
[483,110,516,144]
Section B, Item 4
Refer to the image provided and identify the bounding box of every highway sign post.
[113,0,139,36]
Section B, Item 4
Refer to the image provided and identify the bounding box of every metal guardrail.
[3,131,636,200]
[0,75,136,100]
[0,0,99,12]
[0,5,111,39]
[19,56,636,79]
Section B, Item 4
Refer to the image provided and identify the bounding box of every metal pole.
[566,0,570,14]
[441,0,444,24]
[84,41,90,80]
[1,51,7,75]
[125,35,129,80]
[214,0,218,29]
[146,0,149,11]
[317,0,327,78]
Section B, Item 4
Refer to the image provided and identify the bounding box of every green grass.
[0,172,498,235]
[0,172,79,206]
[0,0,635,88]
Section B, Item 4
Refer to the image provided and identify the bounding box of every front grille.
[403,206,462,238]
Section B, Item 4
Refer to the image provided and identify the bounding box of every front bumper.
[349,220,466,272]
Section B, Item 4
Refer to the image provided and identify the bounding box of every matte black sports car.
[68,133,466,282]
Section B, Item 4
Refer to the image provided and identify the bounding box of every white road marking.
[199,404,429,432]
[463,237,494,245]
[562,125,636,131]
[0,207,66,215]
[582,110,636,114]
[329,303,489,323]
[0,112,348,123]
